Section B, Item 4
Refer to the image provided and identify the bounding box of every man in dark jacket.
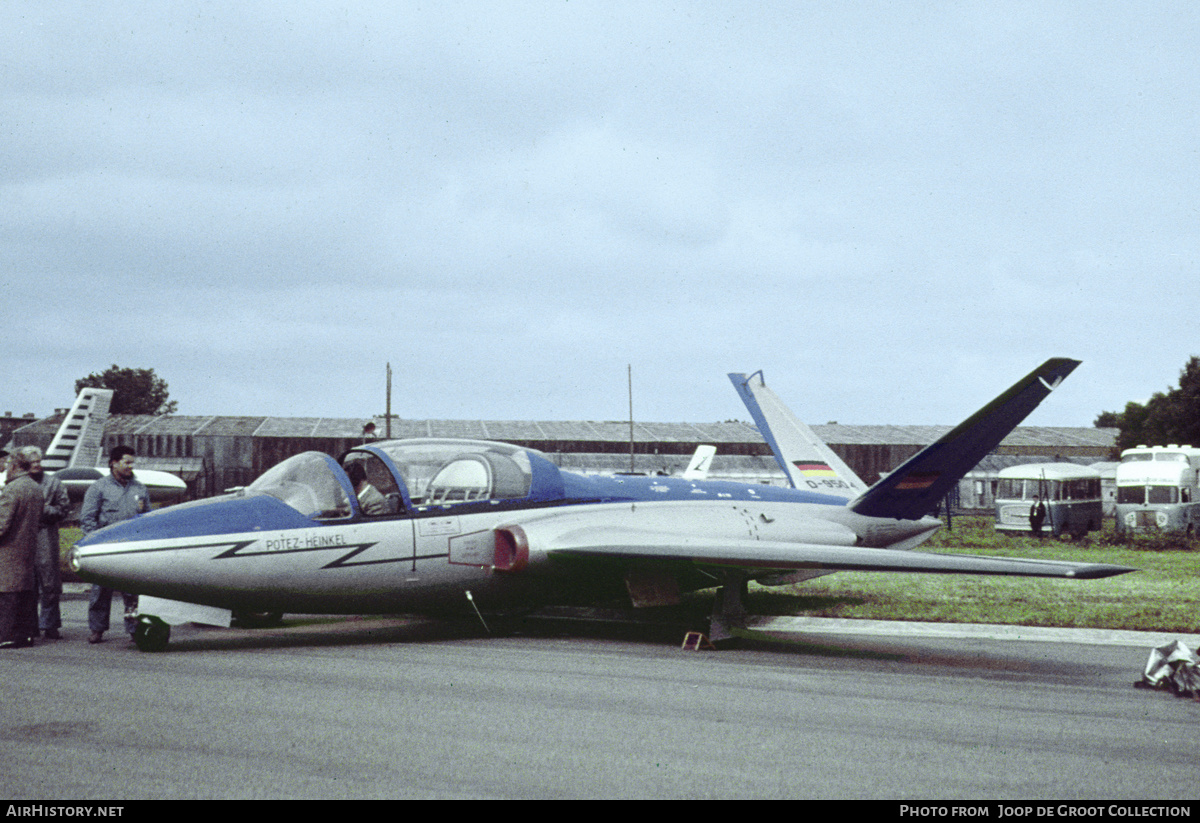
[25,447,71,639]
[81,445,149,643]
[1029,495,1048,538]
[0,449,45,648]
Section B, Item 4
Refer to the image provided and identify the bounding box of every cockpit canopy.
[368,439,534,508]
[245,440,540,519]
[247,451,352,519]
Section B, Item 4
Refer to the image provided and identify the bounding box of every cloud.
[2,2,1199,429]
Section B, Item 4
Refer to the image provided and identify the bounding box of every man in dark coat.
[25,447,70,639]
[1029,495,1048,538]
[0,448,45,648]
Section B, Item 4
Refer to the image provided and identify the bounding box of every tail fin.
[729,371,868,498]
[682,445,716,480]
[849,358,1080,520]
[41,388,113,472]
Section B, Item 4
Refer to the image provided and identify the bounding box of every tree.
[1095,356,1200,453]
[75,365,179,415]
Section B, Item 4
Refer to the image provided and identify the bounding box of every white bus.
[993,463,1103,538]
[1114,445,1200,536]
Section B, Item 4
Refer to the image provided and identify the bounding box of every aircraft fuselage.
[70,439,940,617]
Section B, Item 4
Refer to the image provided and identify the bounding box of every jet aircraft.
[70,359,1134,652]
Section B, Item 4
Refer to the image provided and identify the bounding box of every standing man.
[81,445,149,644]
[0,448,45,648]
[1029,494,1047,538]
[24,447,71,639]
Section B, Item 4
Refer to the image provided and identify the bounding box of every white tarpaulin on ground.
[1137,640,1200,697]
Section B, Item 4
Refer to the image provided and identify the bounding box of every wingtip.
[1070,564,1138,580]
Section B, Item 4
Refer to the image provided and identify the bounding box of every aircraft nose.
[67,546,82,575]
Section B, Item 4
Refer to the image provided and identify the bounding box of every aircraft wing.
[542,527,1133,579]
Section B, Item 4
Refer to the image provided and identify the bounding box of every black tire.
[133,616,170,652]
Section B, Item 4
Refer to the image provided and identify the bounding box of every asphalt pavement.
[2,586,1198,799]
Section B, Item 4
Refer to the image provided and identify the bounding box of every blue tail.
[849,358,1081,520]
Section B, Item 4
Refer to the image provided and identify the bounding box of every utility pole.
[628,364,635,473]
[386,362,393,439]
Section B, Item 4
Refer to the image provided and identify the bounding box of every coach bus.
[993,463,1103,538]
[1115,445,1200,536]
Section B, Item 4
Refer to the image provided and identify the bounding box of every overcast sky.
[3,2,1197,430]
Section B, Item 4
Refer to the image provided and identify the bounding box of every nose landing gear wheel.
[133,615,171,652]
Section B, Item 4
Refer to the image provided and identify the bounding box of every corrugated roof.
[429,420,491,439]
[477,421,551,440]
[134,416,216,435]
[254,417,325,437]
[91,414,156,434]
[194,417,269,436]
[9,413,67,438]
[813,424,950,446]
[525,420,602,438]
[13,411,1118,452]
[966,454,1100,473]
[809,424,1118,449]
[254,418,375,438]
[552,452,787,480]
[990,426,1118,449]
[382,420,436,438]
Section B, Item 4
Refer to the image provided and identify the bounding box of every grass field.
[61,516,1200,633]
[748,516,1200,633]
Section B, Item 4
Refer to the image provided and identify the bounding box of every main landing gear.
[707,575,749,648]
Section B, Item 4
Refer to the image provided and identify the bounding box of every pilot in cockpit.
[346,461,388,516]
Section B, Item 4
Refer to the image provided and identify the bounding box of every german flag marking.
[794,462,838,478]
[895,472,939,490]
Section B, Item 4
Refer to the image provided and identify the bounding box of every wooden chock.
[681,631,715,651]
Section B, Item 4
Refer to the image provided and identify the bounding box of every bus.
[993,463,1103,538]
[1114,445,1200,536]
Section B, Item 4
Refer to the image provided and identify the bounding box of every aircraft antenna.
[464,590,490,634]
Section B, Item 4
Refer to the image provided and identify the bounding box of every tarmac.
[63,582,1200,649]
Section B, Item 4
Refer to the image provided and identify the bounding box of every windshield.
[1148,485,1179,504]
[247,451,352,519]
[1118,485,1182,505]
[1117,486,1144,505]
